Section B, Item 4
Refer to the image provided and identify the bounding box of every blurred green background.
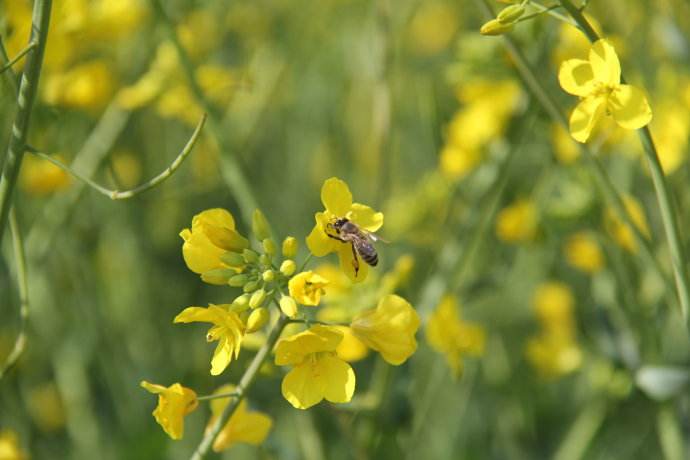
[2,0,690,458]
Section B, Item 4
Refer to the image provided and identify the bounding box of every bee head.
[333,217,349,231]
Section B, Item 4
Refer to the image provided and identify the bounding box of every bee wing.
[363,230,389,244]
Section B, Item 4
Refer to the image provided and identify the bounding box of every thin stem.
[0,41,36,74]
[196,391,239,402]
[190,313,289,460]
[527,1,577,26]
[559,0,690,325]
[24,114,206,200]
[0,0,52,244]
[0,209,29,379]
[657,404,685,460]
[553,398,607,460]
[297,253,314,273]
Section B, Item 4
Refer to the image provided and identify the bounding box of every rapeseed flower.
[495,198,538,243]
[140,381,198,440]
[288,271,330,306]
[604,195,650,253]
[564,232,604,274]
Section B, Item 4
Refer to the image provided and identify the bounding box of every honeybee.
[326,217,383,277]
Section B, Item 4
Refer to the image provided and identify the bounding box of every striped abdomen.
[355,240,378,266]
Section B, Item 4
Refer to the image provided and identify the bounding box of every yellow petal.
[569,96,607,143]
[558,59,595,97]
[334,326,369,362]
[192,208,236,231]
[306,213,339,257]
[280,354,354,409]
[337,242,369,283]
[321,177,353,216]
[281,361,325,409]
[173,306,215,324]
[348,203,384,232]
[608,84,652,130]
[274,325,343,366]
[318,354,355,404]
[180,227,226,275]
[588,39,620,86]
[211,339,233,376]
[212,402,273,451]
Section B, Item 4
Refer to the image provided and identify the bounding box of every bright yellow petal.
[334,326,369,362]
[318,354,355,404]
[192,208,236,231]
[180,228,226,275]
[337,242,369,283]
[569,96,607,143]
[348,203,384,232]
[321,177,353,216]
[281,362,325,409]
[274,325,343,366]
[558,59,595,97]
[211,400,273,451]
[140,380,167,394]
[588,39,620,86]
[173,306,215,324]
[306,213,338,257]
[609,84,652,130]
[210,339,232,376]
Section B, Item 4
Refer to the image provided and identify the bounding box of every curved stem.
[559,0,690,325]
[0,0,52,244]
[24,114,206,200]
[189,313,289,460]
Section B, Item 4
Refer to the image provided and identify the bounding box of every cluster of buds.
[480,1,526,36]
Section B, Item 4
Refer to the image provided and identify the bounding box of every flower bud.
[243,248,259,264]
[231,293,250,312]
[246,307,269,333]
[282,237,298,258]
[280,259,296,277]
[228,274,249,287]
[262,270,275,282]
[480,18,513,36]
[249,288,267,309]
[252,209,271,241]
[279,295,298,318]
[220,251,245,268]
[259,254,272,266]
[262,238,276,255]
[200,268,235,285]
[497,4,524,24]
[243,279,261,293]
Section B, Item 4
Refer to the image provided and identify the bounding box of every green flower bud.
[228,274,250,287]
[480,18,513,36]
[262,238,277,255]
[200,268,236,285]
[246,307,270,333]
[249,288,267,309]
[220,251,246,268]
[252,209,271,241]
[497,4,524,24]
[243,279,262,293]
[280,259,296,277]
[279,295,298,318]
[259,254,272,266]
[231,293,251,312]
[243,248,259,264]
[262,270,275,282]
[282,236,298,258]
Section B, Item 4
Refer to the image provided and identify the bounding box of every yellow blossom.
[426,295,485,375]
[564,232,604,273]
[279,295,298,318]
[551,123,580,164]
[532,282,576,332]
[174,305,246,375]
[140,381,198,440]
[525,333,582,378]
[0,430,28,460]
[334,326,369,363]
[42,60,116,112]
[19,154,71,195]
[559,39,652,142]
[495,198,538,243]
[651,103,690,175]
[350,295,420,365]
[206,385,273,452]
[604,195,650,253]
[179,208,249,282]
[275,325,355,410]
[306,177,383,282]
[439,145,483,181]
[288,271,330,306]
[407,1,458,55]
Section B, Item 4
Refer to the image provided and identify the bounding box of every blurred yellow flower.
[559,39,652,142]
[179,208,248,281]
[26,383,66,432]
[439,145,482,181]
[306,177,383,282]
[525,333,582,378]
[0,430,27,460]
[83,0,148,42]
[532,282,576,331]
[288,271,330,306]
[426,295,485,376]
[174,305,246,375]
[140,381,198,440]
[407,1,458,55]
[651,103,689,175]
[19,154,71,196]
[350,294,420,365]
[604,195,650,253]
[564,232,604,274]
[178,8,222,59]
[495,198,538,243]
[275,325,355,409]
[333,326,369,363]
[551,123,580,164]
[207,385,272,452]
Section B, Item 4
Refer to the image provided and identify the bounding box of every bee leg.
[351,243,359,277]
[326,233,345,242]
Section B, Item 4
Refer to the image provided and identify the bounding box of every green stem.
[196,391,239,402]
[553,398,607,460]
[0,209,29,379]
[559,0,690,326]
[0,41,37,74]
[24,114,206,200]
[189,313,289,460]
[657,404,685,460]
[0,0,52,244]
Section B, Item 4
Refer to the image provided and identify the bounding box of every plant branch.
[0,41,37,74]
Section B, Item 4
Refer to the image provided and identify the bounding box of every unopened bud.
[249,288,267,309]
[282,237,298,258]
[497,4,524,24]
[262,270,275,282]
[279,296,298,318]
[480,18,513,36]
[243,248,259,264]
[231,293,250,312]
[280,259,296,276]
[262,238,276,255]
[228,274,249,287]
[246,307,269,333]
[252,209,271,241]
[201,268,235,285]
[220,251,245,268]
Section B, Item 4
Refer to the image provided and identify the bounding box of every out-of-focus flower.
[604,195,650,253]
[206,385,272,452]
[275,325,355,409]
[407,1,458,55]
[179,208,248,283]
[288,271,330,306]
[439,145,482,180]
[306,177,383,282]
[42,60,116,111]
[564,232,604,274]
[525,333,583,378]
[350,295,419,365]
[559,39,652,142]
[426,295,485,376]
[0,430,28,460]
[651,102,690,175]
[19,154,71,195]
[174,305,246,375]
[140,381,198,440]
[495,198,538,243]
[532,282,576,332]
[26,383,66,432]
[551,123,580,164]
[177,8,222,59]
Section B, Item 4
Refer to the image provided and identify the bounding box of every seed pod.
[246,307,269,333]
[280,259,296,277]
[279,296,298,318]
[282,237,298,258]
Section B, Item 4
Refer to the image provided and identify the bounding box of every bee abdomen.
[360,249,378,266]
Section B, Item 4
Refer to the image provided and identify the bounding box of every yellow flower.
[174,305,246,375]
[140,381,198,440]
[495,198,538,243]
[551,123,580,164]
[26,383,66,432]
[288,271,330,306]
[333,326,369,363]
[564,232,604,273]
[532,282,576,332]
[350,295,420,365]
[604,195,650,253]
[525,333,582,378]
[0,430,28,460]
[206,385,273,452]
[439,145,482,181]
[426,295,485,375]
[651,103,690,175]
[275,325,355,409]
[559,39,652,142]
[306,177,383,282]
[407,1,458,55]
[179,208,249,283]
[42,60,116,112]
[19,154,71,195]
